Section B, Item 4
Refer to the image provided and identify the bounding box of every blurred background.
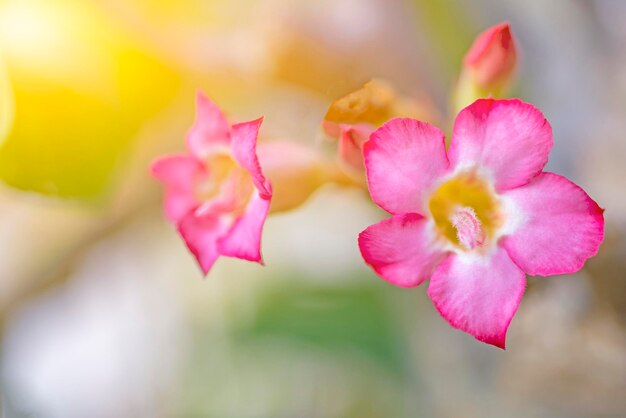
[0,0,625,417]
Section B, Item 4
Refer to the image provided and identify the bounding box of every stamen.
[450,206,486,250]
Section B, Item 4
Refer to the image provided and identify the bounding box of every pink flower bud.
[464,22,517,90]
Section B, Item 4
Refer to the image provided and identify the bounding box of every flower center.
[428,171,502,250]
[450,206,485,250]
[195,151,253,216]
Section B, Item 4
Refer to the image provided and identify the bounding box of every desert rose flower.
[358,98,604,348]
[152,92,272,274]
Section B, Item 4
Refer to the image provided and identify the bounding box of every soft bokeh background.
[0,0,625,417]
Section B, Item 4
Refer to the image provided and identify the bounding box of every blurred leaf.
[409,0,475,79]
[234,280,411,378]
[0,0,180,199]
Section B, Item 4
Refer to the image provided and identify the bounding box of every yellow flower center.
[195,151,253,216]
[428,171,503,251]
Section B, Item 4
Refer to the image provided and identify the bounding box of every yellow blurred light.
[0,2,62,53]
[0,0,127,97]
[0,0,181,198]
[0,55,14,146]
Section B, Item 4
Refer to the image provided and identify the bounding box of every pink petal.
[427,247,526,349]
[151,154,202,189]
[363,118,450,215]
[502,172,604,276]
[449,99,552,191]
[230,118,272,199]
[151,155,204,222]
[162,191,199,223]
[177,172,268,274]
[218,191,271,263]
[338,124,372,171]
[186,91,231,159]
[358,213,447,287]
[322,120,372,171]
[177,210,231,275]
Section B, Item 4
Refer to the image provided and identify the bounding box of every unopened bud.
[453,22,518,112]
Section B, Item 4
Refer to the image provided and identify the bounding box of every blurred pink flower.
[358,98,604,348]
[152,92,272,274]
[323,79,439,174]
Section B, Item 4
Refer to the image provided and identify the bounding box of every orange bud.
[323,79,439,173]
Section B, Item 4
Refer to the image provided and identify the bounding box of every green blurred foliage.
[410,0,475,78]
[234,280,411,379]
[178,279,420,416]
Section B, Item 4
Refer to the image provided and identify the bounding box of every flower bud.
[257,142,352,213]
[465,22,517,89]
[324,79,438,173]
[453,22,518,112]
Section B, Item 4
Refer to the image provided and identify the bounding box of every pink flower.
[358,98,604,348]
[151,92,272,274]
